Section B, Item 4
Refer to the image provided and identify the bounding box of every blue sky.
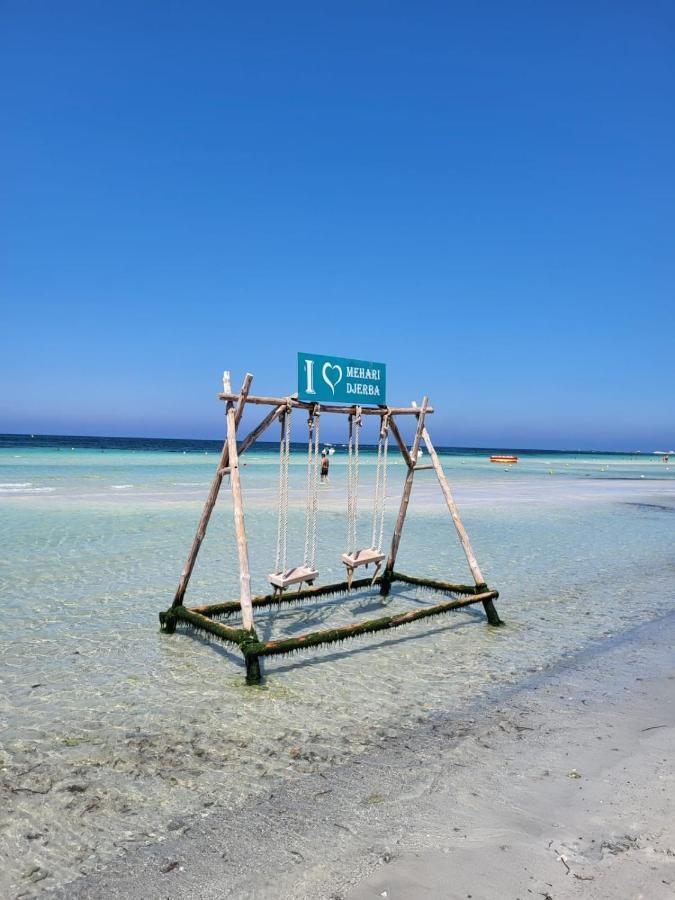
[1,1,673,449]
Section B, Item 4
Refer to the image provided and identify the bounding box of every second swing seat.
[341,548,385,588]
[269,565,318,592]
[341,548,385,569]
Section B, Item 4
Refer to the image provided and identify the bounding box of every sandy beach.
[46,611,674,900]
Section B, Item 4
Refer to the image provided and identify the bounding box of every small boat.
[490,455,518,464]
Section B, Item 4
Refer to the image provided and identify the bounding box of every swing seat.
[341,548,386,570]
[269,565,319,591]
[341,549,385,588]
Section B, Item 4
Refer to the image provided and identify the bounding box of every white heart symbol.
[321,362,343,395]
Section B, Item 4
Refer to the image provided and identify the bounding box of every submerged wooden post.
[380,396,429,596]
[171,373,252,609]
[422,427,503,626]
[244,650,262,685]
[226,400,255,632]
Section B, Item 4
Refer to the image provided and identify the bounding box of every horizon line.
[1,432,671,457]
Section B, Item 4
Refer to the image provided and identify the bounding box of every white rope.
[370,413,389,552]
[346,416,353,553]
[370,429,382,550]
[303,415,313,568]
[376,418,389,553]
[346,408,361,554]
[303,406,321,570]
[274,405,292,574]
[309,408,320,569]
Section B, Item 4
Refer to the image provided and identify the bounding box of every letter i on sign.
[304,358,316,394]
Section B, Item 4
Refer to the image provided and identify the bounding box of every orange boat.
[490,455,518,464]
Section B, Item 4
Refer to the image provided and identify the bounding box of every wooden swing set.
[159,372,502,684]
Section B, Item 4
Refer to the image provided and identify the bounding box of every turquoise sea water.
[0,434,673,896]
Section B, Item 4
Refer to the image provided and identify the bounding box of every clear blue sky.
[1,1,673,449]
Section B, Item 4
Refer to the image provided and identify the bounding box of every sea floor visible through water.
[0,436,673,897]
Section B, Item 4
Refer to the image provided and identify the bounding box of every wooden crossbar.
[217,393,433,415]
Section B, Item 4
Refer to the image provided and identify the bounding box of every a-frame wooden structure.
[160,372,502,684]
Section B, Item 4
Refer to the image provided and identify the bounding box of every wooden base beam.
[172,606,253,644]
[160,571,501,685]
[391,571,487,594]
[182,572,492,621]
[251,590,499,659]
[189,575,381,619]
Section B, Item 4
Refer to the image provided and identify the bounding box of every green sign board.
[297,352,386,405]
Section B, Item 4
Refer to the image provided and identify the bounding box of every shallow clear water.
[0,435,673,896]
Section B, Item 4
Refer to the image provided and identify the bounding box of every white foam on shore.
[0,484,55,493]
[110,484,134,490]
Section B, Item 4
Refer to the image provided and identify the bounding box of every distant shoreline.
[1,432,669,457]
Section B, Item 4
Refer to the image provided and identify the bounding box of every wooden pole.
[218,393,433,416]
[172,373,252,608]
[173,606,251,643]
[218,403,285,474]
[226,400,255,632]
[380,396,429,595]
[388,417,414,469]
[421,427,484,584]
[422,427,503,625]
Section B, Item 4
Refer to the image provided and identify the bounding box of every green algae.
[161,572,500,685]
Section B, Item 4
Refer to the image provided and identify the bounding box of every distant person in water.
[321,449,330,481]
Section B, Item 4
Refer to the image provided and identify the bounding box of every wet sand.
[51,612,675,900]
